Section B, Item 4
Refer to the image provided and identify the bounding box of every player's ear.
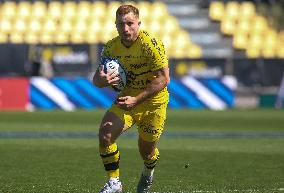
[138,21,141,26]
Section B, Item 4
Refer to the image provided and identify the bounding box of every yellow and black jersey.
[101,30,169,105]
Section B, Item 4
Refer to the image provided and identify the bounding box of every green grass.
[0,109,284,193]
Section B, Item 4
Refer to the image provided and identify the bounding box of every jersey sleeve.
[100,43,111,62]
[141,31,168,71]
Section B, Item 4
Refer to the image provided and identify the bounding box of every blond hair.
[116,4,139,19]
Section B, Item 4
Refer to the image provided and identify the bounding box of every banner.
[170,58,284,86]
[0,77,29,110]
[29,76,236,111]
[28,44,93,77]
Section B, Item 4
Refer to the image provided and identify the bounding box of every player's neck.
[121,39,136,48]
[121,34,139,48]
[121,40,133,48]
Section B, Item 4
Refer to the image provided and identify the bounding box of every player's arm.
[136,66,169,102]
[116,66,169,110]
[92,65,120,88]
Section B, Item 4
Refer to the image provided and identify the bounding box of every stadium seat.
[70,33,85,44]
[225,1,239,21]
[279,31,284,43]
[175,31,191,48]
[107,1,121,20]
[0,19,12,34]
[187,45,202,58]
[59,20,73,35]
[137,2,151,22]
[73,20,88,34]
[237,19,251,35]
[43,19,57,34]
[233,33,248,49]
[1,2,17,20]
[169,31,194,58]
[77,1,91,20]
[62,1,77,21]
[10,33,24,44]
[29,20,42,34]
[91,1,107,20]
[31,1,47,20]
[209,1,224,21]
[48,1,62,20]
[239,2,255,19]
[262,48,276,58]
[149,20,162,37]
[264,29,278,48]
[17,2,31,20]
[86,32,100,44]
[246,47,261,58]
[252,16,268,35]
[161,35,172,52]
[89,20,102,35]
[0,32,8,43]
[221,18,236,35]
[162,16,179,35]
[152,2,168,21]
[54,33,69,44]
[249,34,263,50]
[276,43,284,58]
[25,33,39,44]
[13,19,27,34]
[40,33,53,44]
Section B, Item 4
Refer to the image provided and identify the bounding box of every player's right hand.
[98,65,121,87]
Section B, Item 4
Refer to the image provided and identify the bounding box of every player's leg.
[98,110,130,193]
[138,138,159,176]
[136,105,166,193]
[137,137,159,193]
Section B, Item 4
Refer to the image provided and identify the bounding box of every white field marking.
[31,77,75,111]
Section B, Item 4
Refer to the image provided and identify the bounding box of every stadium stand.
[209,1,284,58]
[0,0,282,59]
[0,0,202,58]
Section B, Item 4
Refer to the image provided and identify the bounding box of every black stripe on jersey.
[131,70,152,76]
[104,161,119,171]
[100,149,119,158]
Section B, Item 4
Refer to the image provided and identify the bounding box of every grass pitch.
[0,109,284,193]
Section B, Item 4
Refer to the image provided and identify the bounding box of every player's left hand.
[116,96,138,111]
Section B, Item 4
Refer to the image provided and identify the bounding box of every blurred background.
[0,0,283,111]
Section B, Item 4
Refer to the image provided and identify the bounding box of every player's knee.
[98,130,112,147]
[143,154,153,160]
[141,150,155,160]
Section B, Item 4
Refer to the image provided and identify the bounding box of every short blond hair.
[116,4,139,19]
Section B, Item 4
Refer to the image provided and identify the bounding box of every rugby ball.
[102,58,127,92]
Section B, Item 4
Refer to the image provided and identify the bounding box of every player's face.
[116,12,140,46]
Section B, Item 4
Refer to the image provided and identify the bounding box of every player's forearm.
[135,76,167,104]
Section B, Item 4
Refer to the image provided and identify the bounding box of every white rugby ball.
[102,58,127,92]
